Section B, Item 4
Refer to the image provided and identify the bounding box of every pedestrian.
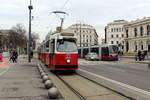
[135,54,138,61]
[9,50,13,61]
[137,50,142,61]
[141,51,145,61]
[0,50,3,62]
[11,49,18,63]
[144,50,148,59]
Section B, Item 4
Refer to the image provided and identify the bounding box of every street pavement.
[0,57,50,100]
[79,58,150,92]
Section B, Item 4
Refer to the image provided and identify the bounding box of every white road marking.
[79,69,150,96]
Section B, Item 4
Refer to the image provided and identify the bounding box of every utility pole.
[104,27,107,44]
[79,22,83,58]
[28,0,33,62]
[60,18,64,32]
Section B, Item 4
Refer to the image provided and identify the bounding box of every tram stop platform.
[0,56,50,100]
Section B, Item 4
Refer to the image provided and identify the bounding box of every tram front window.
[109,45,118,54]
[57,40,77,52]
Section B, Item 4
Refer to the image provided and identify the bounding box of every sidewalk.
[120,56,150,64]
[0,57,49,100]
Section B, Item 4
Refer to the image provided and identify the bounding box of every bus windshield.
[57,40,78,52]
[109,45,118,53]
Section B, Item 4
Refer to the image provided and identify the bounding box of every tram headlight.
[66,59,71,64]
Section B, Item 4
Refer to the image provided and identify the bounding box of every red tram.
[38,30,78,71]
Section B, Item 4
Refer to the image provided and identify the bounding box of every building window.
[122,34,124,37]
[111,35,113,38]
[134,28,137,37]
[147,25,150,35]
[116,41,119,44]
[111,41,114,44]
[135,45,137,52]
[119,28,121,32]
[126,29,128,38]
[111,28,113,32]
[116,34,119,38]
[117,28,118,32]
[114,28,116,32]
[140,26,143,36]
[141,45,143,50]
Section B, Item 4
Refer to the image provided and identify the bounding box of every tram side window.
[91,47,99,54]
[46,41,49,52]
[50,39,55,53]
[83,48,89,56]
[101,47,109,56]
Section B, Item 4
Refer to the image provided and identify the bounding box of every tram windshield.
[57,39,78,52]
[109,45,118,54]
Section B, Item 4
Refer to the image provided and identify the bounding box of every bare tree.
[31,32,39,50]
[8,24,27,53]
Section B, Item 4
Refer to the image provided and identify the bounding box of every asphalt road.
[79,59,150,92]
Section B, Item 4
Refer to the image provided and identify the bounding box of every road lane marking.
[79,69,150,96]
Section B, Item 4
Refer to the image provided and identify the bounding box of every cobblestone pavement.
[0,57,50,100]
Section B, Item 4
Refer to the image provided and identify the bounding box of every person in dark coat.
[12,50,18,63]
[137,50,142,61]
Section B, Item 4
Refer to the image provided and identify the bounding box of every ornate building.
[105,20,128,51]
[67,24,98,47]
[124,17,150,53]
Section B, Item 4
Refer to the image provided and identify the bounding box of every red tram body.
[38,30,78,71]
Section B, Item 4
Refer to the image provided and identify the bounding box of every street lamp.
[28,0,33,62]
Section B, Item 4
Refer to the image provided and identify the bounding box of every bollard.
[48,87,59,99]
[44,80,53,89]
[42,75,49,83]
[41,72,46,78]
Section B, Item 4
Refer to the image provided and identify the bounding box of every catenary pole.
[28,0,33,62]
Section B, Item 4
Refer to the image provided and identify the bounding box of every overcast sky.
[0,0,150,41]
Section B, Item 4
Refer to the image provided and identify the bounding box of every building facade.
[124,17,150,53]
[67,24,98,47]
[105,20,128,51]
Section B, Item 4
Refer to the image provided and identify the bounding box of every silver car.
[85,52,99,61]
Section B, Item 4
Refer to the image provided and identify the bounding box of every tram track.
[40,62,135,100]
[56,74,86,100]
[76,72,135,100]
[55,72,134,100]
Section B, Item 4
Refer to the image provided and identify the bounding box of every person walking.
[137,50,142,61]
[12,49,18,63]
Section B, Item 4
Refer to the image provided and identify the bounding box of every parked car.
[85,52,99,61]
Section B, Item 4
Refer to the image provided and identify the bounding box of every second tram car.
[38,30,78,71]
[78,44,118,61]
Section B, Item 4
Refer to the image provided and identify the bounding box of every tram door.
[101,47,109,60]
[50,39,55,68]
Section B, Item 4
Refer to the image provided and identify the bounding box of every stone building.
[105,20,128,51]
[67,24,98,47]
[124,17,150,53]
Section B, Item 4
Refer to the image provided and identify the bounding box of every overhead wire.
[48,0,71,31]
